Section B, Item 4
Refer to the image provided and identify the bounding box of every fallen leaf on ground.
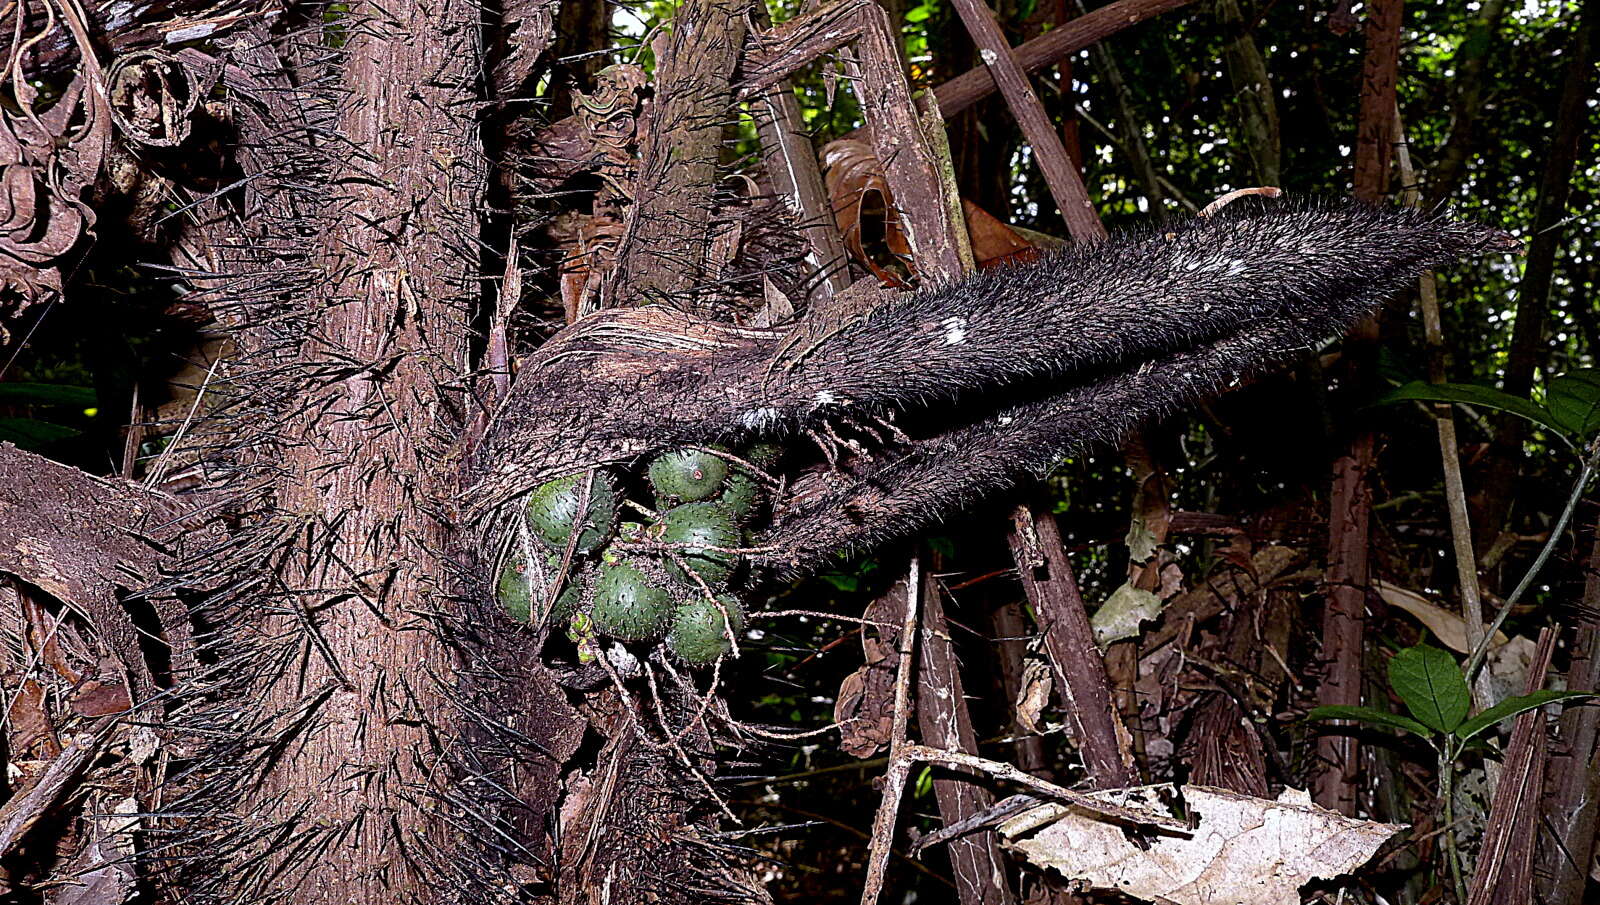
[999,784,1403,905]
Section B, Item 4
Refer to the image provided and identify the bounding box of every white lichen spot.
[941,316,968,346]
[980,47,999,65]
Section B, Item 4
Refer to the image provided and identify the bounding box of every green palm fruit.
[525,471,619,553]
[497,554,586,625]
[646,448,729,503]
[547,582,585,627]
[589,557,673,641]
[719,469,766,524]
[742,442,783,472]
[655,502,740,586]
[666,595,747,665]
[497,552,556,622]
[497,559,538,623]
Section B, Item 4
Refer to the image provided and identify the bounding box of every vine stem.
[1440,741,1468,904]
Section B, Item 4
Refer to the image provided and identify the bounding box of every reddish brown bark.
[230,2,503,899]
[1007,506,1136,788]
[946,0,1105,239]
[1314,0,1403,817]
[1351,0,1403,204]
[1538,516,1600,903]
[1468,630,1556,905]
[916,566,1018,905]
[1314,431,1375,816]
[608,0,752,308]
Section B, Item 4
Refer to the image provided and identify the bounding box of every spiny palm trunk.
[203,2,489,899]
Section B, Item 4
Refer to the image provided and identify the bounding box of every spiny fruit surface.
[655,502,741,586]
[525,471,619,553]
[719,469,765,524]
[590,558,673,641]
[497,555,585,624]
[666,596,747,665]
[742,442,783,472]
[647,448,729,503]
[497,553,556,622]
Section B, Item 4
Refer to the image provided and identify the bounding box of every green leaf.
[0,382,96,407]
[1388,643,1471,733]
[1546,369,1600,440]
[1306,705,1434,738]
[1377,381,1569,442]
[1453,690,1597,742]
[0,417,81,452]
[820,572,859,592]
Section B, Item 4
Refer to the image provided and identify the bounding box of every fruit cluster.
[496,444,779,666]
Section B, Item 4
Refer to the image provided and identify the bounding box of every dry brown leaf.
[747,275,796,328]
[1014,657,1053,735]
[1000,785,1403,905]
[822,144,1043,282]
[108,51,204,148]
[0,1,111,332]
[834,589,904,758]
[1374,580,1508,654]
[820,139,912,286]
[962,199,1038,270]
[556,215,624,321]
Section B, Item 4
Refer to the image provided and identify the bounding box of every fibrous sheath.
[470,200,1515,574]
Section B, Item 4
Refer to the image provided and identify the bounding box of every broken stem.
[859,556,922,905]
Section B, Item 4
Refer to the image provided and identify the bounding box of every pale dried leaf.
[1375,580,1507,654]
[748,275,795,327]
[1485,634,1538,708]
[1000,785,1404,905]
[1124,515,1159,564]
[1157,561,1184,600]
[51,796,139,905]
[1091,582,1163,649]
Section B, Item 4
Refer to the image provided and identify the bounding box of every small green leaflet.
[1378,369,1600,446]
[0,417,81,452]
[1306,705,1432,738]
[0,383,96,407]
[1387,643,1471,733]
[1546,369,1600,440]
[1453,690,1596,742]
[1379,381,1568,442]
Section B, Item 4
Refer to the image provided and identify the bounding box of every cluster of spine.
[496,444,781,665]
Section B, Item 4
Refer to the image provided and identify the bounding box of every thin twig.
[859,557,922,905]
[1464,446,1598,684]
[1394,105,1491,709]
[895,745,1190,832]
